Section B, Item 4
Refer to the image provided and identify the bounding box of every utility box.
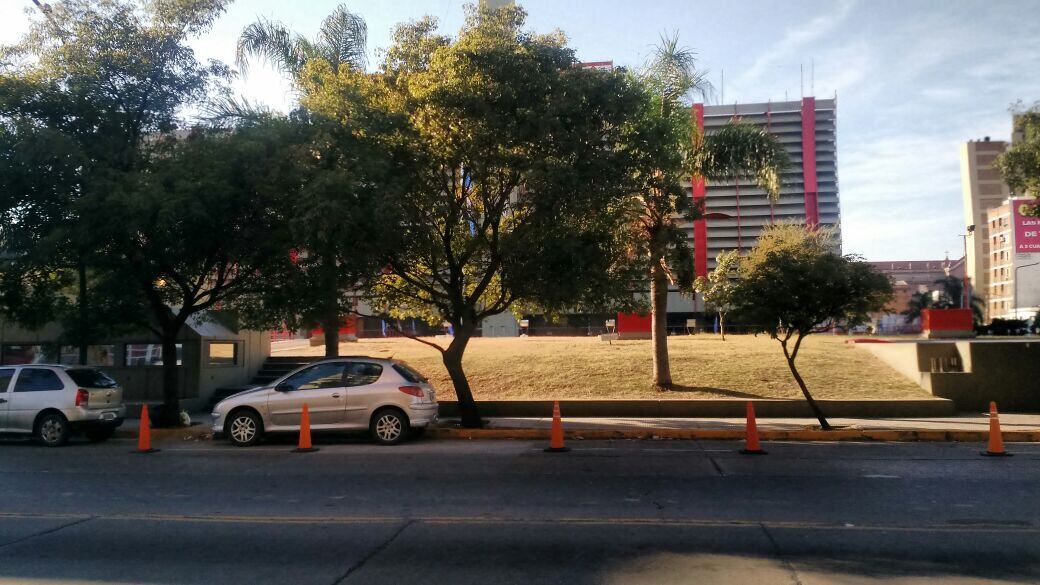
[921,309,975,339]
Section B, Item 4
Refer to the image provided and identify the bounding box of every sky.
[3,0,1038,261]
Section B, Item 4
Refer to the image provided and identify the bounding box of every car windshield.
[66,368,119,389]
[392,363,428,384]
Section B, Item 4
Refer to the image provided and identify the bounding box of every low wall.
[437,399,955,419]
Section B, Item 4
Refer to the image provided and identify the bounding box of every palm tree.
[236,4,368,82]
[637,33,788,388]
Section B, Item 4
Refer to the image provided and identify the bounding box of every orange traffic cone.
[544,401,569,453]
[134,405,159,454]
[293,403,319,453]
[982,401,1011,457]
[740,401,767,455]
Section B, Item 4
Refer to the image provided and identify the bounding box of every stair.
[209,356,316,407]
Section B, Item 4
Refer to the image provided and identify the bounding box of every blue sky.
[3,0,1038,261]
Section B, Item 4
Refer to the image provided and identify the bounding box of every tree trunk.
[781,336,830,429]
[77,261,89,366]
[159,332,182,427]
[321,312,340,358]
[650,260,672,387]
[719,312,726,341]
[443,329,482,428]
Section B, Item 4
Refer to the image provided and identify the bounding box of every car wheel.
[85,427,115,443]
[35,413,70,447]
[226,410,262,447]
[371,409,407,445]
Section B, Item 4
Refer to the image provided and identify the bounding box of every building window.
[125,344,183,366]
[1,345,46,365]
[54,345,116,366]
[207,342,239,366]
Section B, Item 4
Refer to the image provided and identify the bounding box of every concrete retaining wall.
[437,399,955,419]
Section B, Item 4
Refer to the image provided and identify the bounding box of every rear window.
[392,363,428,384]
[66,369,119,389]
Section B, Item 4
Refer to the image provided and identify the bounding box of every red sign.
[1013,198,1040,254]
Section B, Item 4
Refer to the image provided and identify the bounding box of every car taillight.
[399,386,424,398]
[75,388,89,407]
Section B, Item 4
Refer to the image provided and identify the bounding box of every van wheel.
[226,410,263,447]
[371,409,407,445]
[36,413,70,447]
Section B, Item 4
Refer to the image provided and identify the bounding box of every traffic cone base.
[133,405,159,454]
[740,448,767,455]
[544,446,571,453]
[293,403,319,453]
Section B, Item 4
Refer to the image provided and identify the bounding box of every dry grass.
[285,335,929,401]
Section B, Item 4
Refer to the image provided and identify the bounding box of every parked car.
[211,357,438,447]
[0,365,125,446]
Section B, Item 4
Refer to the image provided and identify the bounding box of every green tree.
[635,34,788,387]
[694,250,740,340]
[304,5,648,427]
[92,124,296,426]
[0,0,231,363]
[996,103,1040,214]
[732,224,892,429]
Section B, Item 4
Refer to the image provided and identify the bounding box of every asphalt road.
[0,435,1038,584]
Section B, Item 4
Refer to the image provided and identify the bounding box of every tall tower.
[960,138,1011,319]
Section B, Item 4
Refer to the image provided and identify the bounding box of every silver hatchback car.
[0,365,125,446]
[212,357,438,446]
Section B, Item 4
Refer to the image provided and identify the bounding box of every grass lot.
[283,335,929,401]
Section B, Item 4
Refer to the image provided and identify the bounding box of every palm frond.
[641,31,714,105]
[317,4,368,70]
[200,95,274,126]
[699,122,790,200]
[236,18,308,79]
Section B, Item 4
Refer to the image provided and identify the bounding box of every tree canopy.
[997,103,1040,214]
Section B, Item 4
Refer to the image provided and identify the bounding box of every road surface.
[0,436,1037,584]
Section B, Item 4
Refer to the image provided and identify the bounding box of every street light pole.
[961,225,975,310]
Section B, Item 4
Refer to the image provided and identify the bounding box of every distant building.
[960,138,1012,320]
[867,258,965,334]
[984,198,1040,320]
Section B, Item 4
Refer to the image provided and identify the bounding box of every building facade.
[866,258,964,333]
[985,198,1040,320]
[666,97,841,319]
[960,138,1012,320]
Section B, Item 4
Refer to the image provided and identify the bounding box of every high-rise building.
[668,97,841,316]
[960,138,1012,320]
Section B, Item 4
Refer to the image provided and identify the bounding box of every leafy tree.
[996,103,1040,215]
[303,5,649,427]
[91,124,296,426]
[635,34,788,387]
[694,250,740,340]
[902,290,934,324]
[0,0,231,363]
[732,224,892,429]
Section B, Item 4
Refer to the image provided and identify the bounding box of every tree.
[902,276,983,326]
[235,4,389,356]
[902,290,934,324]
[732,224,892,429]
[996,102,1040,215]
[91,124,296,426]
[635,34,788,387]
[303,5,649,427]
[694,250,740,340]
[0,0,232,363]
[236,4,367,82]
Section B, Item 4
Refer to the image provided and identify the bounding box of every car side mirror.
[275,383,292,392]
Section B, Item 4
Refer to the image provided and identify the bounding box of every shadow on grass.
[663,385,766,399]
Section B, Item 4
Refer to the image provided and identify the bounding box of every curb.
[114,427,212,441]
[425,428,1040,443]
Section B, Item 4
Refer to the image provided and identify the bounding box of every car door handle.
[331,394,341,399]
[0,398,6,403]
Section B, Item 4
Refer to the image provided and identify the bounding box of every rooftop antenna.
[800,63,804,97]
[720,69,724,106]
[811,58,815,96]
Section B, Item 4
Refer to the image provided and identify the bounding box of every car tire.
[85,427,116,443]
[35,412,70,447]
[371,409,408,446]
[226,410,263,447]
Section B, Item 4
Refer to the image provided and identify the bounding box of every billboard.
[1013,198,1040,254]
